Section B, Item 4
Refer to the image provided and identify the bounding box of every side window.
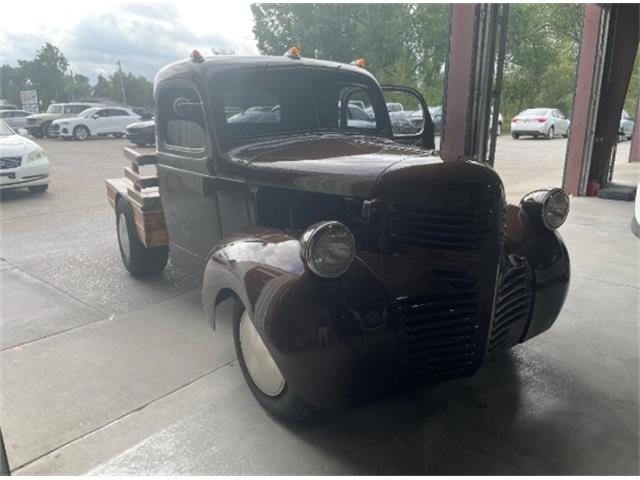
[340,86,376,129]
[97,109,109,117]
[110,109,128,117]
[158,86,207,150]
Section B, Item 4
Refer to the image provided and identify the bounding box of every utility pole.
[116,60,127,106]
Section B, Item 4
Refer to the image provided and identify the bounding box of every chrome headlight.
[520,188,570,230]
[25,147,45,163]
[301,221,355,278]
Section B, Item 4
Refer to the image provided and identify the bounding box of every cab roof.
[155,55,377,85]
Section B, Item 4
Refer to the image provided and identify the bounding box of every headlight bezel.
[25,147,45,163]
[520,188,570,230]
[301,221,356,279]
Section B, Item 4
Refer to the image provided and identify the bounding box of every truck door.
[155,80,223,278]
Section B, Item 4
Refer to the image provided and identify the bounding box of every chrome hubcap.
[239,310,285,397]
[118,212,130,263]
[77,129,87,140]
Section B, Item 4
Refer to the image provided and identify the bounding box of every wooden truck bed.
[106,147,169,248]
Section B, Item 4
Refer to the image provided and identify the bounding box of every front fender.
[201,228,395,409]
[505,204,570,341]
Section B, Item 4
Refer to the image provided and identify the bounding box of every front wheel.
[233,300,314,421]
[116,196,168,276]
[512,132,519,139]
[43,122,56,138]
[74,125,90,141]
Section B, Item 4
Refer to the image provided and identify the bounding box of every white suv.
[53,107,141,140]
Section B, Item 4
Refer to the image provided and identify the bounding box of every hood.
[27,113,59,122]
[229,135,442,198]
[0,134,39,156]
[126,120,155,130]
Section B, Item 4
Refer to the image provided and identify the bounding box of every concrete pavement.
[1,136,638,474]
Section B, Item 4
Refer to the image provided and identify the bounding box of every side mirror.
[381,85,435,149]
[91,114,99,119]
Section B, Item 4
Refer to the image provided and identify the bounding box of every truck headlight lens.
[301,221,355,278]
[25,147,45,163]
[521,188,570,230]
[542,189,570,229]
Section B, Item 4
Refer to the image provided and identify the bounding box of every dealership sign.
[20,90,39,113]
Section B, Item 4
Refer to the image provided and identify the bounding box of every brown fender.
[201,228,395,409]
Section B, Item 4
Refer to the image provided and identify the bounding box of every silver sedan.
[511,108,571,140]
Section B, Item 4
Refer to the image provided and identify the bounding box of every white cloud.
[0,1,258,80]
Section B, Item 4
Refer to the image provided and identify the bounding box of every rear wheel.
[74,125,90,141]
[546,126,554,140]
[233,300,314,421]
[43,122,55,138]
[116,196,168,276]
[512,132,519,139]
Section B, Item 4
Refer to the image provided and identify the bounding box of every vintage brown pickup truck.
[106,50,570,420]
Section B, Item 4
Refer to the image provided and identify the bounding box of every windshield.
[211,69,386,148]
[47,104,64,114]
[0,120,15,136]
[78,108,101,118]
[520,108,549,116]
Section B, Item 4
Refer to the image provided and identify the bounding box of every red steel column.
[630,100,640,163]
[441,4,478,163]
[563,5,605,196]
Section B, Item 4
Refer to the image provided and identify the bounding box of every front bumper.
[0,157,50,190]
[125,129,155,144]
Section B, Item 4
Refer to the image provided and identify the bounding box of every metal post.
[117,60,127,106]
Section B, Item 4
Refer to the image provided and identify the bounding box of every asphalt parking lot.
[1,135,638,474]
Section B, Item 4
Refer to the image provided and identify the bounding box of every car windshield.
[211,69,386,148]
[520,108,549,116]
[78,108,100,118]
[0,120,15,136]
[47,104,64,114]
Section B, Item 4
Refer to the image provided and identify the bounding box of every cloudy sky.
[0,1,259,81]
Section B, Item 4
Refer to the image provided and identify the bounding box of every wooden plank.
[124,166,159,189]
[131,203,166,231]
[105,178,129,208]
[124,146,157,167]
[126,186,161,211]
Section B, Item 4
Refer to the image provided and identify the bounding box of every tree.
[18,43,69,109]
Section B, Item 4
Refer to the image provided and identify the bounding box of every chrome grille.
[488,255,533,354]
[0,156,22,169]
[397,269,480,379]
[388,203,493,251]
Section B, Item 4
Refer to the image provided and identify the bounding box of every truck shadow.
[281,350,580,475]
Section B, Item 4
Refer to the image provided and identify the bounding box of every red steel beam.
[441,4,478,163]
[563,5,605,196]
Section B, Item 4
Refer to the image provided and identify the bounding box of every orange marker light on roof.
[351,58,366,68]
[190,49,205,63]
[284,46,301,59]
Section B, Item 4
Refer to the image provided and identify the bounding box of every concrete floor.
[0,137,638,474]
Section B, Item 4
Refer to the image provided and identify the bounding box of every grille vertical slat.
[488,256,533,354]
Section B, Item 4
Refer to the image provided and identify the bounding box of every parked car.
[0,110,31,130]
[347,104,376,129]
[106,53,570,421]
[131,107,154,121]
[619,109,634,140]
[0,120,49,193]
[386,102,404,112]
[511,108,570,139]
[428,106,443,134]
[126,120,155,147]
[52,107,141,140]
[25,102,99,138]
[0,104,18,111]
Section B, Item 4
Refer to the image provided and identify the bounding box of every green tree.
[64,73,92,101]
[18,43,69,109]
